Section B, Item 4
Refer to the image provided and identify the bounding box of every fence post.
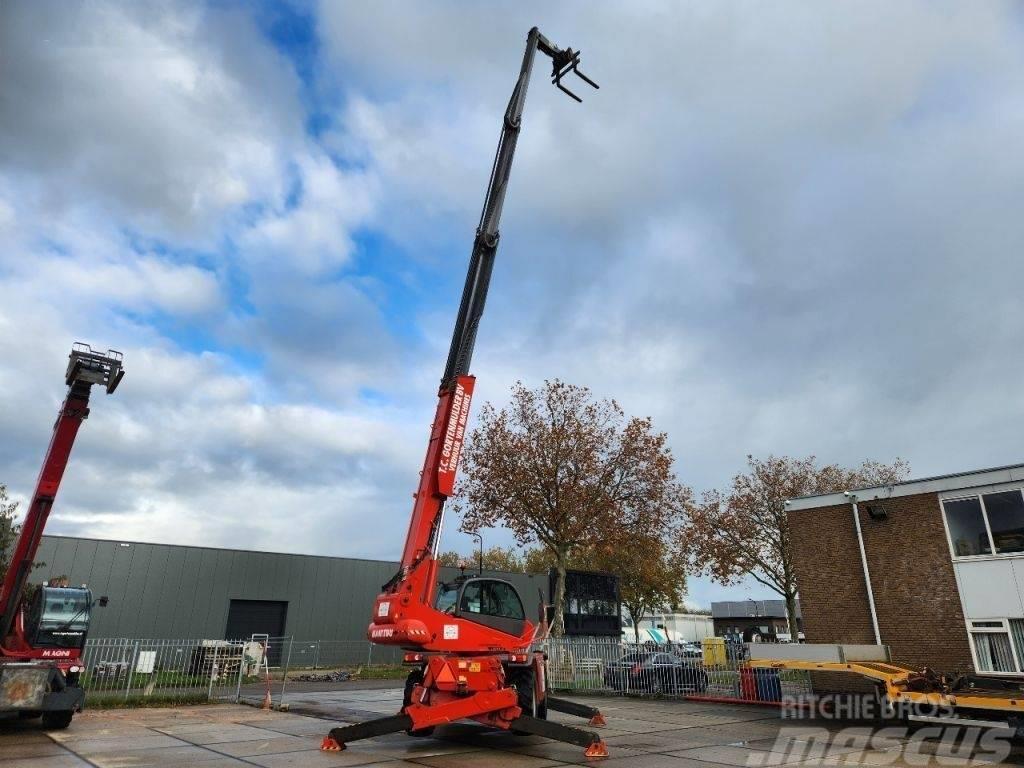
[234,639,246,703]
[207,644,219,701]
[278,637,293,707]
[366,641,373,667]
[124,640,139,701]
[312,640,320,670]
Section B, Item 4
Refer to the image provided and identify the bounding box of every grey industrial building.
[35,535,549,642]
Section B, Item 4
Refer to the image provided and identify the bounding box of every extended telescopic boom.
[0,344,124,645]
[440,27,598,391]
[323,28,606,757]
[395,28,597,591]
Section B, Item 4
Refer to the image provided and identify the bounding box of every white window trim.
[966,617,1024,677]
[939,485,1024,562]
[979,493,998,556]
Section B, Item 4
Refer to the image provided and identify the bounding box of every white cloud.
[5,1,1024,615]
[0,1,302,239]
[240,152,379,275]
[0,1,415,565]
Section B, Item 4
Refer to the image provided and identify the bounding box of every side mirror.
[98,596,109,607]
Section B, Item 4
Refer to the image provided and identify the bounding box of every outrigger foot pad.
[323,714,414,750]
[585,740,610,757]
[546,696,606,727]
[508,714,606,756]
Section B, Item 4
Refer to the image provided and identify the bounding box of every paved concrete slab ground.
[1,687,1021,767]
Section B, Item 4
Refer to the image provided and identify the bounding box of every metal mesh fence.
[544,637,813,704]
[285,640,404,669]
[78,636,405,706]
[77,635,812,708]
[80,637,258,705]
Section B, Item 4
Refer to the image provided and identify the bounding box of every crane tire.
[510,666,539,734]
[402,668,435,737]
[41,710,73,730]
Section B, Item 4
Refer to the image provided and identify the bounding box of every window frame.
[980,490,1024,555]
[453,578,525,622]
[939,484,1024,561]
[966,617,1023,676]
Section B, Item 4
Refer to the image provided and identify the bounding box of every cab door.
[454,578,526,637]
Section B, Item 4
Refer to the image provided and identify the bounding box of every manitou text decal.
[370,627,395,639]
[437,377,474,496]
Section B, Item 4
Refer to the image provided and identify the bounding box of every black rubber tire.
[509,666,539,734]
[402,668,435,737]
[41,710,73,730]
[516,668,537,718]
[537,660,549,720]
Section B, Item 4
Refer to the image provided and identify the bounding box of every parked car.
[676,642,703,658]
[603,651,708,695]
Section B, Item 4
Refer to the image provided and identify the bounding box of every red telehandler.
[0,344,123,728]
[321,28,608,757]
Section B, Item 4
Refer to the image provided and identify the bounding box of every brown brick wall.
[789,492,973,675]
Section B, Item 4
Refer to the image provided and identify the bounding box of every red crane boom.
[0,344,123,728]
[322,28,608,757]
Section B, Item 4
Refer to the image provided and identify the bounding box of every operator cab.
[435,577,526,637]
[24,586,93,650]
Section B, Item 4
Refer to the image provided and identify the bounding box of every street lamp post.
[471,532,483,575]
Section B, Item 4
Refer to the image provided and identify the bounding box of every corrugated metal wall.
[34,535,548,640]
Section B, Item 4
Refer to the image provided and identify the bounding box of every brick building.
[787,463,1024,677]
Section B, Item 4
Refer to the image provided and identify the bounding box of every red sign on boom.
[437,375,475,496]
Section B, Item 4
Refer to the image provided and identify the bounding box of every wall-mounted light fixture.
[865,504,888,521]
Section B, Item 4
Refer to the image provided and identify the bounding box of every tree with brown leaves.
[0,484,21,581]
[437,546,527,573]
[681,455,909,638]
[455,380,691,636]
[590,533,688,643]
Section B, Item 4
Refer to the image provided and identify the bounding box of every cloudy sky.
[2,1,1023,608]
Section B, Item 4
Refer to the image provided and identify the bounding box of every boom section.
[440,27,598,391]
[0,344,124,645]
[374,29,596,653]
[399,27,598,580]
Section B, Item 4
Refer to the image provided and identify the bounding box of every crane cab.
[435,577,527,638]
[23,586,94,651]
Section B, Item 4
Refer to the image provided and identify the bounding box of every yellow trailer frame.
[749,659,1024,718]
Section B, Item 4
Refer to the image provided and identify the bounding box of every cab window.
[39,587,91,632]
[459,580,524,620]
[26,586,91,649]
[435,583,459,614]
